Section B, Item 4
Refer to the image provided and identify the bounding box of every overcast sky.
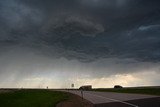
[0,0,160,88]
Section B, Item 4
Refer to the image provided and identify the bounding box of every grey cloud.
[139,25,160,31]
[80,0,128,8]
[0,0,160,83]
[42,15,104,38]
[0,0,160,88]
[0,0,160,63]
[0,0,43,29]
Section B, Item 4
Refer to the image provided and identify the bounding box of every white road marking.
[86,92,139,107]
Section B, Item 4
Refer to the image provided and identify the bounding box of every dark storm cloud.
[0,0,160,88]
[0,0,160,63]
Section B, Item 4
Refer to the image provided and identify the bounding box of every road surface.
[63,90,160,107]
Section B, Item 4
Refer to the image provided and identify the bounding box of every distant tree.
[114,85,123,89]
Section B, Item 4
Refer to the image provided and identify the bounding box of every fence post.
[81,89,84,100]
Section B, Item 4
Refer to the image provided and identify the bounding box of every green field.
[0,89,68,107]
[93,87,160,96]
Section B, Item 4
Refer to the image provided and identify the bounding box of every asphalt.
[63,90,160,107]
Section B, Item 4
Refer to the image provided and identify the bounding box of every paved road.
[63,90,160,107]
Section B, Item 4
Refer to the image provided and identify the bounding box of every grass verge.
[93,87,160,96]
[0,89,68,107]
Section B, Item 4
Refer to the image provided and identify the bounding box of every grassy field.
[93,87,160,96]
[0,89,68,107]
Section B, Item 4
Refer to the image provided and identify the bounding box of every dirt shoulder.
[56,92,94,107]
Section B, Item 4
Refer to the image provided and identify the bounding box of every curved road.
[63,90,160,107]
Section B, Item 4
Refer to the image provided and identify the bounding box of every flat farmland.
[93,86,160,96]
[0,89,68,107]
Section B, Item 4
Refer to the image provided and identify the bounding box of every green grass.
[93,87,160,96]
[0,89,69,107]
